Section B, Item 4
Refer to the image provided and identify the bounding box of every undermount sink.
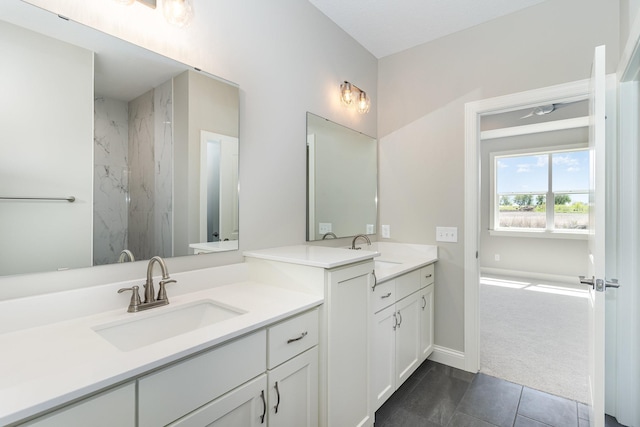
[374,260,402,269]
[93,300,246,351]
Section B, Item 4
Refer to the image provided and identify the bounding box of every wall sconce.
[114,0,193,28]
[340,81,370,114]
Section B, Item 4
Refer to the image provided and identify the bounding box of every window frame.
[489,143,589,240]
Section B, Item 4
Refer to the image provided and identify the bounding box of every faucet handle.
[157,279,177,302]
[118,285,142,312]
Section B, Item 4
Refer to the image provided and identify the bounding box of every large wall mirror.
[0,4,239,277]
[306,113,377,241]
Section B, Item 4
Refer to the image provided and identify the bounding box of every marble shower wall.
[128,84,173,261]
[93,97,129,265]
[93,81,173,265]
[154,80,173,259]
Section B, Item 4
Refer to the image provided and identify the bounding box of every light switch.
[436,226,458,242]
[381,224,391,238]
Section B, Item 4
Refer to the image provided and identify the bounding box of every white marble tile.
[128,89,155,261]
[154,80,173,258]
[93,97,129,265]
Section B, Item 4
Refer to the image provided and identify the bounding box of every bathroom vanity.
[0,243,436,426]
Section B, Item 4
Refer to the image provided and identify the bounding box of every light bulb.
[356,91,370,114]
[340,82,353,106]
[163,0,193,27]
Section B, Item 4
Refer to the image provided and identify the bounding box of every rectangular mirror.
[306,112,377,241]
[0,4,239,276]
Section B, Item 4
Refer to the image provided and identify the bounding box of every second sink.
[93,300,246,351]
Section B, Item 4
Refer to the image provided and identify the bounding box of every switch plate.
[436,226,458,242]
[366,224,375,234]
[381,224,391,238]
[495,254,500,261]
[319,223,332,234]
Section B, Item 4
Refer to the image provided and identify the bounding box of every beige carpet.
[479,274,590,403]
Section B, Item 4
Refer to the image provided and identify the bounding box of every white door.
[395,291,421,386]
[371,304,397,410]
[583,44,607,427]
[268,348,318,427]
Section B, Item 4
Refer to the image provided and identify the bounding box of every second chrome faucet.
[118,256,177,313]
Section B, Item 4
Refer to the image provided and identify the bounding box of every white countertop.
[244,244,379,268]
[367,242,438,283]
[0,280,322,425]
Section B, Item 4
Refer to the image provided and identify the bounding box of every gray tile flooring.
[374,360,627,427]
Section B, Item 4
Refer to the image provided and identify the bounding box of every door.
[268,348,318,427]
[168,375,267,427]
[584,44,606,427]
[419,285,434,362]
[395,291,421,386]
[371,304,397,410]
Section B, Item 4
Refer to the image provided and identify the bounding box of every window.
[491,147,589,236]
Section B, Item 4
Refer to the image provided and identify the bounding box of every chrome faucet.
[117,249,135,263]
[117,256,177,312]
[351,234,371,250]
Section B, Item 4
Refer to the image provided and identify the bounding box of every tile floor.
[374,360,626,427]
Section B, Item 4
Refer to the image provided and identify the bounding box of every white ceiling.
[308,0,549,58]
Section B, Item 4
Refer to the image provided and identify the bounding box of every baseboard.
[428,345,469,372]
[480,267,578,285]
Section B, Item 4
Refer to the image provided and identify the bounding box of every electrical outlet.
[436,226,458,243]
[319,223,332,234]
[381,224,391,238]
[495,254,500,261]
[366,224,375,234]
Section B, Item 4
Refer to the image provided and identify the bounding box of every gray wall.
[378,0,619,352]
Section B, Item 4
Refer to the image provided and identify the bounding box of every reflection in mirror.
[306,113,377,241]
[0,6,239,277]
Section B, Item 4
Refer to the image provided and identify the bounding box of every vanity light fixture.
[113,0,193,28]
[340,80,370,114]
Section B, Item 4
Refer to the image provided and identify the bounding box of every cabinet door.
[395,291,421,387]
[419,284,434,362]
[326,265,372,427]
[169,375,268,427]
[21,383,135,427]
[371,304,397,411]
[268,347,318,427]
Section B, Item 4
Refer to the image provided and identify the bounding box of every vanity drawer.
[372,279,396,313]
[138,330,266,427]
[421,264,435,288]
[395,269,421,301]
[268,309,318,369]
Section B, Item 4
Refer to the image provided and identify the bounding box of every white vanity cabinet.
[138,330,267,427]
[19,383,135,427]
[267,309,319,427]
[244,250,375,427]
[371,263,435,411]
[138,309,319,427]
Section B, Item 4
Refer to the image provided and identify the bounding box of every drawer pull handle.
[287,331,308,344]
[425,273,433,279]
[371,270,378,291]
[422,295,427,310]
[397,311,403,327]
[260,390,267,423]
[274,381,281,413]
[381,292,392,299]
[393,312,397,330]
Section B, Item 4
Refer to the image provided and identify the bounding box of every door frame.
[463,79,591,373]
[612,13,640,425]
